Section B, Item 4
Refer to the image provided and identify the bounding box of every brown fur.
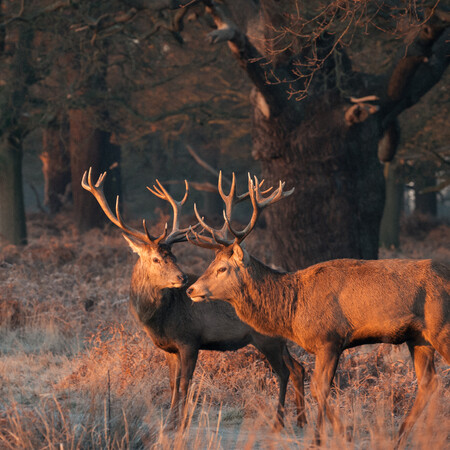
[125,237,307,429]
[188,245,449,444]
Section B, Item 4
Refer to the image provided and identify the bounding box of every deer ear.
[123,234,146,255]
[232,243,249,265]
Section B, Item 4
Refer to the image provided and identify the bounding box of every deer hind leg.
[397,342,437,448]
[429,323,450,364]
[252,339,290,431]
[165,352,181,429]
[282,347,307,427]
[311,346,342,445]
[179,346,199,428]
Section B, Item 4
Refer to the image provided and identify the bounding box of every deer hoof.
[297,413,307,428]
[345,425,353,442]
[271,419,284,433]
[163,415,178,432]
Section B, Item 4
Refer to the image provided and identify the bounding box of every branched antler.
[189,171,293,249]
[82,167,192,247]
[223,174,294,244]
[82,168,164,245]
[147,179,191,245]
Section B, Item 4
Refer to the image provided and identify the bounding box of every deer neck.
[129,262,173,326]
[229,256,298,340]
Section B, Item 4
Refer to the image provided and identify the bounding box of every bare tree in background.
[38,5,123,230]
[40,114,71,214]
[140,0,449,270]
[0,3,33,245]
[0,2,124,235]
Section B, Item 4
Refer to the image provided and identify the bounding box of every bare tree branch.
[163,179,218,192]
[203,1,288,118]
[186,144,231,186]
[379,14,449,128]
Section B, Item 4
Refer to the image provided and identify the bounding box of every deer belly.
[347,318,422,347]
[143,328,178,353]
[201,337,251,351]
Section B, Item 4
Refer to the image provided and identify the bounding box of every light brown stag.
[187,174,450,445]
[81,168,306,429]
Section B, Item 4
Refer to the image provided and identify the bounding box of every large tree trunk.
[198,2,449,270]
[69,108,103,231]
[0,16,33,245]
[41,118,71,213]
[68,109,121,231]
[379,162,403,249]
[155,1,448,269]
[255,99,384,269]
[0,136,27,245]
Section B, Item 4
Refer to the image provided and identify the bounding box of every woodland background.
[0,1,449,448]
[0,0,449,258]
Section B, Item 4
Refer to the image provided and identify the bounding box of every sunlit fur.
[124,237,307,429]
[188,243,450,443]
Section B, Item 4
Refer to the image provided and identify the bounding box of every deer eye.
[217,267,227,274]
[153,257,160,264]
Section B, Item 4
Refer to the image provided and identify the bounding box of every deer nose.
[179,274,188,285]
[186,287,194,296]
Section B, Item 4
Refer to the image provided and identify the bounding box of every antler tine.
[186,226,225,250]
[190,171,286,248]
[180,179,189,205]
[154,222,168,245]
[217,171,271,208]
[253,175,295,206]
[193,204,233,246]
[217,171,236,238]
[147,184,165,200]
[217,171,271,239]
[147,179,191,246]
[224,173,294,244]
[142,219,154,242]
[193,203,214,235]
[81,167,156,245]
[235,177,273,203]
[222,177,259,243]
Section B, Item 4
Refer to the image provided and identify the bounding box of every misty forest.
[0,1,449,448]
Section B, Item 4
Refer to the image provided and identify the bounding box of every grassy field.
[1,212,449,449]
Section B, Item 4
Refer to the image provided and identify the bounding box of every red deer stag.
[187,174,450,445]
[81,168,306,429]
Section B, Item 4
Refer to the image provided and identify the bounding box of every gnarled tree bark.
[148,1,450,270]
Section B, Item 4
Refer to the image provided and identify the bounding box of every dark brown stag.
[187,174,450,445]
[81,168,306,429]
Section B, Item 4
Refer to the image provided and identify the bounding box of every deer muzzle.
[171,273,189,288]
[186,284,209,302]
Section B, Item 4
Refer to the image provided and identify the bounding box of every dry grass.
[0,212,449,449]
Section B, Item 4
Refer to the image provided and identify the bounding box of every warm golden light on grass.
[0,213,449,448]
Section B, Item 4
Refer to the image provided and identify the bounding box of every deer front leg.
[165,352,181,429]
[310,346,342,445]
[272,365,288,431]
[252,338,291,430]
[179,346,199,428]
[282,348,307,428]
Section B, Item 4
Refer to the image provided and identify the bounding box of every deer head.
[82,168,191,289]
[186,173,294,301]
